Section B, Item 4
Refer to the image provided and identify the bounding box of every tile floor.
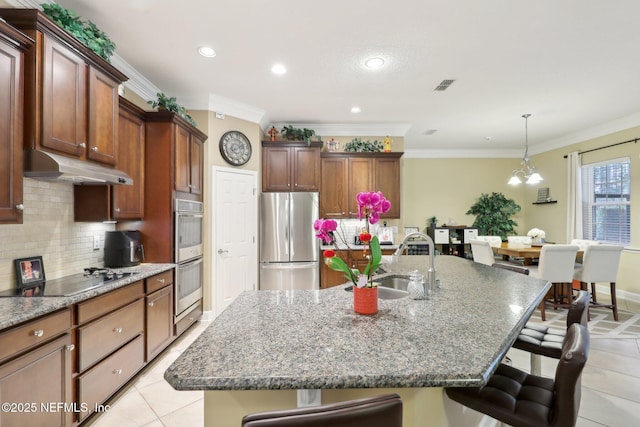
[88,298,640,427]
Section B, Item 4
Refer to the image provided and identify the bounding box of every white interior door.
[213,167,257,317]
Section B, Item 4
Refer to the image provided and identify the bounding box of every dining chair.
[445,323,590,427]
[470,239,496,266]
[570,239,600,264]
[573,244,624,321]
[526,245,580,321]
[476,235,502,248]
[241,394,403,427]
[513,290,589,376]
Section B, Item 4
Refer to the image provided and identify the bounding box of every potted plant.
[428,216,438,228]
[465,192,521,240]
[148,92,198,128]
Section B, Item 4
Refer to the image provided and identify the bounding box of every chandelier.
[508,114,543,185]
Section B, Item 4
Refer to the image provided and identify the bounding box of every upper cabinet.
[145,112,208,201]
[0,9,127,166]
[320,152,402,219]
[262,141,322,192]
[0,20,32,224]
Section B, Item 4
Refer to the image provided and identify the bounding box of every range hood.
[24,150,133,185]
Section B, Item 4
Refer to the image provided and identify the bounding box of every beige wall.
[526,126,640,298]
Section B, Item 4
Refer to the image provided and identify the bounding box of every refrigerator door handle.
[284,193,290,257]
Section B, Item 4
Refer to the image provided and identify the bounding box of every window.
[581,157,630,245]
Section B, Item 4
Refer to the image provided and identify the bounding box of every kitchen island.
[165,256,550,426]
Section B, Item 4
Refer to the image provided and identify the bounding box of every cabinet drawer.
[0,309,72,363]
[145,270,173,294]
[175,301,202,336]
[77,334,144,422]
[77,281,144,324]
[77,299,144,372]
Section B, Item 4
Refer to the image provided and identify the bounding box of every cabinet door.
[87,66,118,165]
[374,158,400,218]
[262,146,292,192]
[320,157,348,218]
[41,35,86,157]
[190,136,204,195]
[114,102,145,219]
[348,158,374,217]
[0,334,73,427]
[0,35,23,224]
[321,251,350,289]
[174,125,191,193]
[145,285,174,361]
[292,146,320,191]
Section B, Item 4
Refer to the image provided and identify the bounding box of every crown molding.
[403,148,524,159]
[109,54,161,102]
[6,0,44,8]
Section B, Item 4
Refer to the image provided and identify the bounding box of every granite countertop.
[0,263,175,330]
[165,255,550,391]
[321,243,399,250]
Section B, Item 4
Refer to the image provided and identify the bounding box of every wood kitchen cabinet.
[175,123,204,195]
[0,9,127,166]
[320,249,396,289]
[0,309,73,427]
[320,152,403,219]
[75,281,145,422]
[262,141,322,192]
[145,270,174,361]
[73,97,146,222]
[0,21,31,224]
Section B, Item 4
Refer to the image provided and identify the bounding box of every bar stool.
[241,394,403,427]
[445,323,590,427]
[513,290,589,376]
[573,244,624,321]
[527,245,580,320]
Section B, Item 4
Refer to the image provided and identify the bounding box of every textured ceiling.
[6,0,640,156]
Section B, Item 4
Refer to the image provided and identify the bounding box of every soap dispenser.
[407,271,427,300]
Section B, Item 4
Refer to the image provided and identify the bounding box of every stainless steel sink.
[376,275,410,299]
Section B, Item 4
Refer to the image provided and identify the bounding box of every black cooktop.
[0,268,137,297]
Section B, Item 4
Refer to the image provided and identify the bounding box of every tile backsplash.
[0,179,115,292]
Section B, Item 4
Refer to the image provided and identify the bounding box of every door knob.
[218,249,229,254]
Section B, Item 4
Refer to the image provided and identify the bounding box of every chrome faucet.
[393,232,437,295]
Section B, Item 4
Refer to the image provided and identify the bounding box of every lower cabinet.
[75,281,145,422]
[77,335,144,422]
[0,310,74,427]
[175,301,202,336]
[321,249,396,288]
[146,281,174,361]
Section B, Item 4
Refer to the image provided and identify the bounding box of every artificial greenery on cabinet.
[465,192,521,240]
[344,138,384,152]
[280,125,316,143]
[41,3,116,61]
[148,92,198,127]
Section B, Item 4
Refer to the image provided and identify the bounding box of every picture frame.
[14,256,46,289]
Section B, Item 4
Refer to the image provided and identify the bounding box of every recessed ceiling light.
[364,57,385,69]
[350,106,362,114]
[271,63,287,75]
[198,46,216,58]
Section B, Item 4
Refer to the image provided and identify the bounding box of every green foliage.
[148,92,198,128]
[465,192,521,240]
[42,4,116,61]
[344,138,384,152]
[280,125,316,143]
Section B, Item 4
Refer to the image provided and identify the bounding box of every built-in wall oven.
[174,199,203,321]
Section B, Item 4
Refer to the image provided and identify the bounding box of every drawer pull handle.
[148,302,155,307]
[91,146,98,152]
[65,344,75,351]
[113,369,123,375]
[79,142,86,148]
[32,330,44,337]
[157,278,165,283]
[113,327,123,333]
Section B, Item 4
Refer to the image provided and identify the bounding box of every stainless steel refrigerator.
[259,192,320,290]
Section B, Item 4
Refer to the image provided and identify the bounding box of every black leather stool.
[513,290,589,375]
[445,323,589,427]
[241,394,402,427]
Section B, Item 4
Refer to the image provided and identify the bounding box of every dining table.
[494,242,583,265]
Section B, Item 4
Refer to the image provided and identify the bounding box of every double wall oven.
[174,199,203,321]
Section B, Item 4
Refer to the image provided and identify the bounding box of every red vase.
[353,286,378,315]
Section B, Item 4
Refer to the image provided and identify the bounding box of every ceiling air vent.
[434,79,455,91]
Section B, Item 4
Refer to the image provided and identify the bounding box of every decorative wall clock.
[219,131,251,166]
